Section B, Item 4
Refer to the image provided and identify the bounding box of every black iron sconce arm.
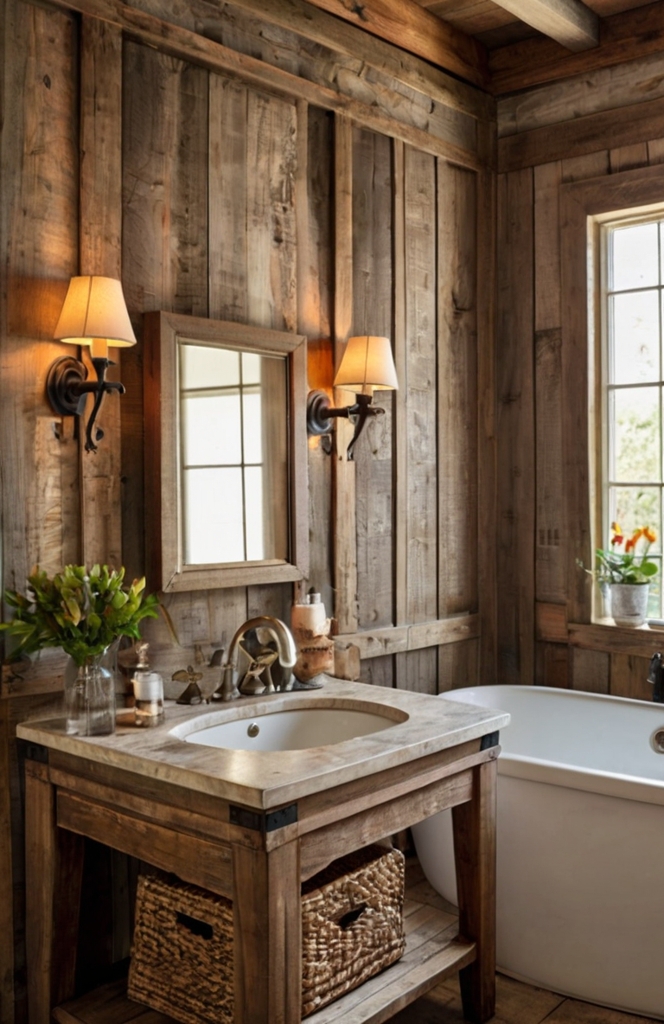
[306,390,385,461]
[46,355,125,454]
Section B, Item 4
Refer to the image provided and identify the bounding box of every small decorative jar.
[133,671,164,727]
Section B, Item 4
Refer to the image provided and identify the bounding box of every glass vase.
[64,651,116,736]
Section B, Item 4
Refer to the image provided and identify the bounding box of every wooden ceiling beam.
[489,0,598,51]
[490,1,664,95]
[300,0,489,89]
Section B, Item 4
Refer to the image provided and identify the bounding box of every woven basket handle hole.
[176,911,214,941]
[336,904,368,931]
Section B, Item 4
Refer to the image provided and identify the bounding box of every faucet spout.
[211,616,297,701]
[648,652,664,703]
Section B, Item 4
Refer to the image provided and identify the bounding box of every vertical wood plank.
[535,328,566,602]
[405,146,438,624]
[438,161,478,620]
[121,43,209,580]
[477,168,497,687]
[1,1,80,594]
[610,652,652,701]
[536,642,569,688]
[496,168,535,686]
[438,638,480,692]
[208,73,248,324]
[533,161,561,333]
[570,647,609,693]
[302,107,334,610]
[79,15,123,569]
[560,186,593,624]
[393,140,408,630]
[332,114,357,634]
[245,87,298,619]
[353,127,394,635]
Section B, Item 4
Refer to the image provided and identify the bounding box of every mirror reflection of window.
[178,341,288,566]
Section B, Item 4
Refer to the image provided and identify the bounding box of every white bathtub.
[412,684,664,1019]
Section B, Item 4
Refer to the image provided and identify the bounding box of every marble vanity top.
[17,678,509,809]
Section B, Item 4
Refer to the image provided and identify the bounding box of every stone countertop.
[17,678,510,810]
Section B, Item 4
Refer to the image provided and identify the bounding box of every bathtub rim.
[439,684,664,808]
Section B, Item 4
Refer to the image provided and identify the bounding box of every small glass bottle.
[133,671,164,727]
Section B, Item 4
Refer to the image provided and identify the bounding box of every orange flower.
[610,522,624,547]
[644,526,657,544]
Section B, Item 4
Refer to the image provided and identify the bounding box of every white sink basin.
[170,701,407,752]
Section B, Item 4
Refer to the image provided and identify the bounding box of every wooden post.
[231,841,301,1023]
[452,757,497,1024]
[24,760,84,1024]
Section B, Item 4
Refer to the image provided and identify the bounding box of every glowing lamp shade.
[333,335,398,394]
[53,276,136,353]
[47,276,136,453]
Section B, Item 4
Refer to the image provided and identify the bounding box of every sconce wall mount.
[306,336,398,461]
[47,276,136,453]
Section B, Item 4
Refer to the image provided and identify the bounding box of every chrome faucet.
[648,652,664,703]
[211,616,297,702]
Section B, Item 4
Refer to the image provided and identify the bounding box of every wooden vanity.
[18,680,508,1024]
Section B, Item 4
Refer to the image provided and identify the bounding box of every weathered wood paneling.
[497,59,664,701]
[2,2,493,1015]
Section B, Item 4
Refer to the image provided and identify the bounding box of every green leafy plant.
[590,523,659,585]
[0,564,159,666]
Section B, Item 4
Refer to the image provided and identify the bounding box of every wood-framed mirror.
[143,311,308,591]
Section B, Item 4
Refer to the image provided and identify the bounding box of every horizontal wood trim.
[334,613,479,661]
[568,622,664,658]
[535,601,568,644]
[300,0,489,90]
[499,93,664,172]
[490,1,664,95]
[296,745,496,844]
[47,0,485,169]
[225,0,493,122]
[57,790,234,898]
[48,765,241,846]
[300,768,473,880]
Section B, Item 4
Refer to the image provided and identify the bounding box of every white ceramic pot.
[609,583,649,628]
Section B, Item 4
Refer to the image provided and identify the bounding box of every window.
[601,215,664,618]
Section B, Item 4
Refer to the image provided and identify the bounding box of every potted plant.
[591,523,658,627]
[0,564,159,735]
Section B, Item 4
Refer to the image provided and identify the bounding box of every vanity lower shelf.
[51,900,472,1024]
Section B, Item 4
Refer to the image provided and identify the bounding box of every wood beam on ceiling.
[490,1,664,95]
[301,0,489,89]
[489,0,598,51]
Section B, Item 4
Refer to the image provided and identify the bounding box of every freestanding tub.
[412,684,664,1019]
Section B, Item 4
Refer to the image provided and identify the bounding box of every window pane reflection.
[178,340,289,566]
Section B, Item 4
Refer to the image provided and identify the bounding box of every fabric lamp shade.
[54,276,137,349]
[333,336,398,394]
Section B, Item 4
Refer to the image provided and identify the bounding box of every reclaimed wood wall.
[497,48,664,701]
[0,1,493,1016]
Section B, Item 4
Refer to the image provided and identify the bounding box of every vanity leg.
[452,757,497,1024]
[232,841,302,1023]
[24,761,84,1024]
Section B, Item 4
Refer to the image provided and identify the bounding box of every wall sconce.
[307,335,398,460]
[46,276,136,453]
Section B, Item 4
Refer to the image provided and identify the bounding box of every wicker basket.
[128,844,405,1022]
